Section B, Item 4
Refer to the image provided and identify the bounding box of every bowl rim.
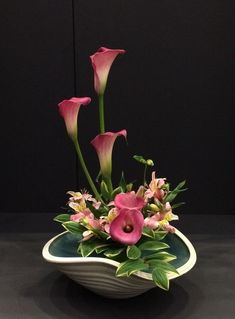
[42,228,197,281]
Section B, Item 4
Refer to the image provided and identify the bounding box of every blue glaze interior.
[49,232,190,269]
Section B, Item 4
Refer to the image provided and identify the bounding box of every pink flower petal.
[70,212,84,222]
[91,130,127,179]
[90,47,125,94]
[58,97,91,139]
[87,218,101,229]
[114,192,145,210]
[70,208,94,222]
[93,201,101,209]
[144,213,161,230]
[109,209,144,245]
[163,224,176,233]
[147,171,166,201]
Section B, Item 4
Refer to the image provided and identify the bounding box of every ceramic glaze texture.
[42,229,196,299]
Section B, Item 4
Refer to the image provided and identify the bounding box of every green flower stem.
[73,138,103,202]
[98,94,105,133]
[143,164,147,186]
[104,176,113,195]
[98,95,114,195]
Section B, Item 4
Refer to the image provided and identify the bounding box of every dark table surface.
[1,213,235,319]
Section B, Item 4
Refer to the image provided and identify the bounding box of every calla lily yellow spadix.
[54,46,191,292]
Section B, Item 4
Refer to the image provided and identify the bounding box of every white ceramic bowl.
[42,229,196,299]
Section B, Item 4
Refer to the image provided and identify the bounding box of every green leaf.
[138,240,169,251]
[163,193,173,203]
[91,228,110,240]
[111,186,123,199]
[104,247,125,258]
[164,180,187,203]
[164,192,180,203]
[176,180,186,189]
[100,180,110,201]
[53,214,71,223]
[119,172,127,192]
[153,230,168,241]
[171,202,185,209]
[96,206,109,215]
[79,237,108,257]
[148,260,179,274]
[142,227,155,239]
[116,259,148,277]
[126,245,141,260]
[152,267,169,290]
[95,245,110,254]
[144,251,177,262]
[62,221,84,235]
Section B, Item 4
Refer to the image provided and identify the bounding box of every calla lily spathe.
[91,129,127,180]
[109,208,144,245]
[114,192,145,210]
[90,47,125,95]
[58,96,101,201]
[58,97,91,140]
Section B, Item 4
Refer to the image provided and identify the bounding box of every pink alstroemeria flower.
[144,213,161,230]
[91,129,127,179]
[145,171,166,201]
[109,209,144,245]
[58,97,91,140]
[114,191,145,210]
[164,224,176,233]
[70,209,101,233]
[90,47,125,95]
[70,208,94,222]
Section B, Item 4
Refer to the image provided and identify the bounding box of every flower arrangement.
[54,47,187,291]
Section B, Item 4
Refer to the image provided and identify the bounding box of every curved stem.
[73,138,102,202]
[104,176,113,195]
[143,164,147,186]
[98,94,105,133]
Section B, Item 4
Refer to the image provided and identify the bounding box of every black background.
[1,0,234,215]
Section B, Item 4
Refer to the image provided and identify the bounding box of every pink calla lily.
[109,209,144,245]
[91,129,127,179]
[114,192,145,210]
[90,47,125,95]
[58,97,91,140]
